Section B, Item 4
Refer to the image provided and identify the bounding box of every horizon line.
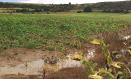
[0,0,127,5]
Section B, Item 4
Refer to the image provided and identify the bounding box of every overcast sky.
[0,0,126,4]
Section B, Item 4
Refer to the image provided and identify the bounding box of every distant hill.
[92,1,131,13]
[0,1,131,13]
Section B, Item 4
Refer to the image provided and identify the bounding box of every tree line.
[0,2,76,13]
[0,1,131,13]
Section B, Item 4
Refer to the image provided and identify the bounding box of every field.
[0,12,131,79]
[0,13,131,51]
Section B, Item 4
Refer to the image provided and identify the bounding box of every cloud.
[20,0,126,4]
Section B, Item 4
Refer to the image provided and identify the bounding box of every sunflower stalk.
[100,40,113,65]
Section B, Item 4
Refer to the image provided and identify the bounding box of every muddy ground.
[0,27,131,79]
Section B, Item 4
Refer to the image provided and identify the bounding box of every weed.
[83,39,131,79]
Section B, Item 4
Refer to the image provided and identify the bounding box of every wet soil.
[45,67,88,79]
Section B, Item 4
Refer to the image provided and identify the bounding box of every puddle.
[0,59,45,76]
[0,49,96,79]
[58,56,82,69]
[0,55,84,77]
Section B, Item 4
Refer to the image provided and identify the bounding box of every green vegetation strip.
[0,13,131,51]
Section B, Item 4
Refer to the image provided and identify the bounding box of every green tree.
[83,6,92,12]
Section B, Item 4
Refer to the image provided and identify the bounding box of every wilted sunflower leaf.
[89,73,103,79]
[111,62,122,68]
[90,39,101,45]
[127,50,131,55]
[71,53,83,61]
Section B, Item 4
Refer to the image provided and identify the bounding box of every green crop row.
[0,13,131,51]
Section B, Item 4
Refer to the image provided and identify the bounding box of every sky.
[0,0,126,4]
